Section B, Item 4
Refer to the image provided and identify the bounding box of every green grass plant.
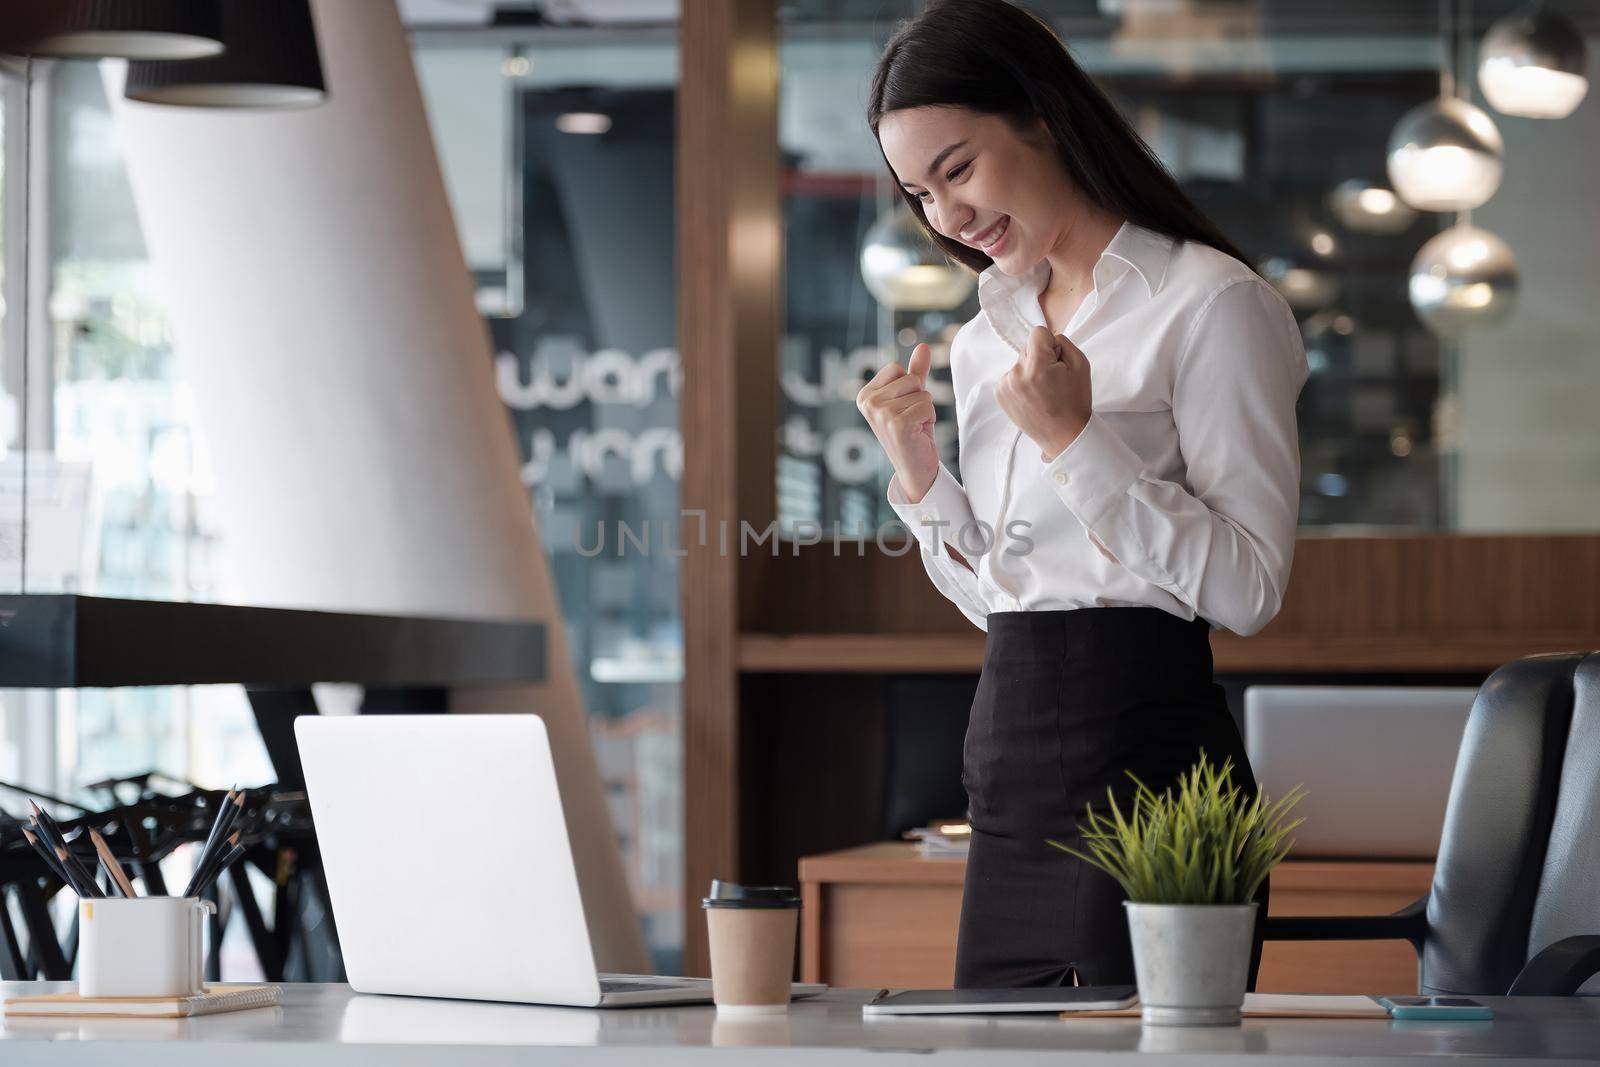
[1049,751,1306,905]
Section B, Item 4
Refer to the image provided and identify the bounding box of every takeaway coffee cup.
[701,879,801,1014]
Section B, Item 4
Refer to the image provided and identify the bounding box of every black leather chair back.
[1422,651,1600,995]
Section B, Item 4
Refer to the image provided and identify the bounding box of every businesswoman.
[857,0,1308,989]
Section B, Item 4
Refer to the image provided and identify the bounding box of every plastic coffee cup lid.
[701,879,800,909]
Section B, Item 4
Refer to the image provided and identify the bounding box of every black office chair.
[1264,650,1600,996]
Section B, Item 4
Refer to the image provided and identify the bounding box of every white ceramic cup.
[79,897,214,999]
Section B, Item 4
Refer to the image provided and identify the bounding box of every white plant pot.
[1124,901,1258,1027]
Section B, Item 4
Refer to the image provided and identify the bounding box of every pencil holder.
[79,897,215,999]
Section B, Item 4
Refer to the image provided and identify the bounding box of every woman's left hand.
[994,324,1093,461]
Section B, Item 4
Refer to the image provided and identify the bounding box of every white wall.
[1456,45,1600,532]
[108,0,648,972]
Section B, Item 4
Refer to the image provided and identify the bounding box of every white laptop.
[295,713,824,1007]
[1244,686,1476,859]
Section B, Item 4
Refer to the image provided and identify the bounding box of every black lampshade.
[124,0,326,109]
[0,0,224,60]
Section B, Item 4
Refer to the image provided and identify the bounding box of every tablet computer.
[863,985,1139,1016]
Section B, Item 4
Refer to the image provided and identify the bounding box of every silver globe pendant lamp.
[1325,179,1419,235]
[0,0,224,60]
[1388,0,1505,212]
[1387,98,1503,212]
[124,0,327,109]
[1259,255,1338,312]
[1478,5,1589,119]
[1408,221,1519,338]
[1400,0,1521,338]
[860,206,975,312]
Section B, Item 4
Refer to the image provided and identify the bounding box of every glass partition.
[777,2,1600,534]
[414,25,684,971]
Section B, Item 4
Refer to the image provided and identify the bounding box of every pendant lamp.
[860,207,975,312]
[0,0,223,60]
[1387,96,1503,212]
[1408,223,1519,337]
[124,0,326,109]
[1387,0,1506,212]
[1259,255,1338,311]
[1478,5,1589,119]
[1325,180,1419,235]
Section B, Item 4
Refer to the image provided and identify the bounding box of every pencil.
[182,788,233,896]
[194,841,247,898]
[27,802,65,855]
[216,788,246,845]
[51,844,88,896]
[55,845,105,898]
[184,830,241,899]
[89,828,138,898]
[22,826,72,887]
[60,837,107,898]
[28,802,74,862]
[194,787,237,865]
[30,805,103,897]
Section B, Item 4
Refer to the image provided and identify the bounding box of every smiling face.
[877,105,1085,274]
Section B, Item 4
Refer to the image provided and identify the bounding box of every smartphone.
[1378,995,1494,1020]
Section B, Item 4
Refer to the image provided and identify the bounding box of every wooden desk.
[799,842,1432,994]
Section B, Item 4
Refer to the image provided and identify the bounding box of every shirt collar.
[977,220,1175,310]
[1100,221,1174,297]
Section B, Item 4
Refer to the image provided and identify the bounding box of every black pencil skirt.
[954,606,1270,989]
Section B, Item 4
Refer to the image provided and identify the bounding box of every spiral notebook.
[4,984,281,1019]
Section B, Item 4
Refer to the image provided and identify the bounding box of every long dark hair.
[867,0,1250,274]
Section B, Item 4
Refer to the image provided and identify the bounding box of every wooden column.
[678,0,781,976]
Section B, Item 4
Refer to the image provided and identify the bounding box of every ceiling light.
[556,112,612,135]
[123,0,325,109]
[1325,180,1419,235]
[0,0,224,60]
[1408,223,1519,337]
[860,208,975,311]
[1387,97,1504,211]
[1479,6,1589,119]
[1259,256,1337,311]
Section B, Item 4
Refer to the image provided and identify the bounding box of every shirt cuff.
[887,462,978,556]
[1041,413,1145,529]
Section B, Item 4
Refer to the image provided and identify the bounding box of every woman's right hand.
[857,342,940,503]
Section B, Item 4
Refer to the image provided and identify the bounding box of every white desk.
[3,983,1599,1065]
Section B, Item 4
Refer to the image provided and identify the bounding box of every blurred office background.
[2,0,1598,977]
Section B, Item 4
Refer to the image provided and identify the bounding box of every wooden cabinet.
[1257,860,1433,994]
[799,842,1432,994]
[799,843,965,989]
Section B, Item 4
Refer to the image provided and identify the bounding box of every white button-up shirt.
[885,221,1309,637]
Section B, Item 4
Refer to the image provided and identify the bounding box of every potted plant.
[1050,752,1305,1027]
